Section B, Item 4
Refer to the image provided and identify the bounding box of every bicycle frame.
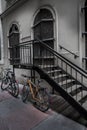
[22,75,49,112]
[27,79,43,103]
[1,69,19,97]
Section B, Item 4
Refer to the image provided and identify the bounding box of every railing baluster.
[81,75,83,105]
[75,71,77,101]
[61,60,63,85]
[52,52,55,94]
[66,63,67,91]
[46,47,48,73]
[23,45,24,64]
[56,58,59,83]
[28,45,29,64]
[30,44,31,64]
[24,46,27,64]
[49,51,52,77]
[20,45,21,64]
[70,67,72,93]
[53,53,55,80]
[25,45,26,64]
[33,40,34,66]
[22,45,23,64]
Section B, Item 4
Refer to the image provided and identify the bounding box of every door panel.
[33,8,54,58]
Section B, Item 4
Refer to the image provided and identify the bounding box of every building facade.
[0,0,86,70]
[1,0,87,121]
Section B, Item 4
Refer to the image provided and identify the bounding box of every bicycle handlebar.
[21,74,35,79]
[5,68,11,71]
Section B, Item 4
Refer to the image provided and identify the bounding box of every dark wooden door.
[33,8,54,57]
[9,24,20,64]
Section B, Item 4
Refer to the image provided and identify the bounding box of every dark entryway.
[33,8,54,58]
[9,24,20,64]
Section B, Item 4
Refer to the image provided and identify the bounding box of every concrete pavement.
[0,88,86,130]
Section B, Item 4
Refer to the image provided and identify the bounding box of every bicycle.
[0,67,4,80]
[21,74,49,112]
[0,68,19,97]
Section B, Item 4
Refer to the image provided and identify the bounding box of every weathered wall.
[0,0,6,13]
[2,0,82,69]
[2,0,40,66]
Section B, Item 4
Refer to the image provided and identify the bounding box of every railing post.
[13,45,14,65]
[81,75,83,105]
[32,40,34,66]
[13,65,15,74]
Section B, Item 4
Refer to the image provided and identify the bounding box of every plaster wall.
[2,0,83,68]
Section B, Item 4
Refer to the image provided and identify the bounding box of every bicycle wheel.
[35,88,49,112]
[1,77,10,90]
[11,82,19,97]
[21,85,29,102]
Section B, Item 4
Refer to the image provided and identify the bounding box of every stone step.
[39,65,57,68]
[34,57,54,65]
[70,86,82,96]
[61,106,80,120]
[50,94,87,126]
[82,100,87,110]
[51,74,69,82]
[77,116,87,126]
[34,56,54,59]
[39,65,59,71]
[79,95,87,104]
[73,90,87,102]
[66,84,81,93]
[59,80,76,89]
[50,95,69,113]
[47,69,62,77]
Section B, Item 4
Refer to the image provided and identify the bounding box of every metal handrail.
[10,40,33,47]
[59,45,79,58]
[82,32,87,37]
[34,39,87,77]
[11,39,87,76]
[82,57,87,62]
[81,6,87,12]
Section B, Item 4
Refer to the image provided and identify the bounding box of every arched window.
[33,8,54,48]
[9,24,19,34]
[9,24,20,64]
[9,24,19,46]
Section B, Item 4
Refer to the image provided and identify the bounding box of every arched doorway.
[33,8,54,58]
[33,8,54,45]
[9,24,20,64]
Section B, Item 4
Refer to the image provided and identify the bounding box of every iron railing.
[11,39,87,118]
[33,39,87,102]
[11,39,87,94]
[9,40,33,65]
[59,45,79,58]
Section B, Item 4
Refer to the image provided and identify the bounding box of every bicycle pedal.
[33,102,37,105]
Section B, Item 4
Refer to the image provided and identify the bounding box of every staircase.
[12,39,87,125]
